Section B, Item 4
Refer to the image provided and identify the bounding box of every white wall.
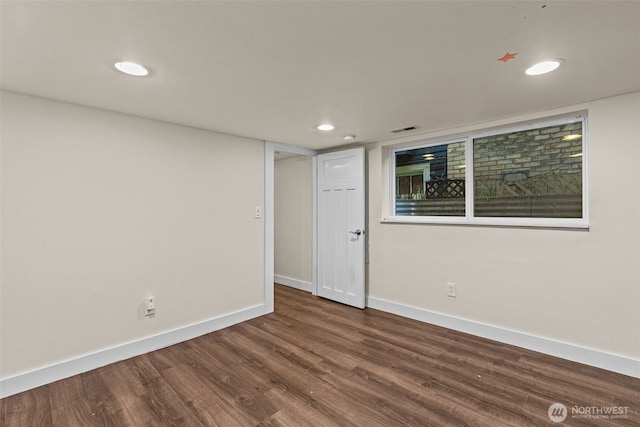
[367,91,640,361]
[274,155,313,286]
[0,92,265,380]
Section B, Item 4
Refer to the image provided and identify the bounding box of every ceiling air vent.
[390,125,420,134]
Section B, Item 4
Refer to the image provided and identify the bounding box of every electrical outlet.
[447,283,457,298]
[145,296,155,316]
[254,205,262,219]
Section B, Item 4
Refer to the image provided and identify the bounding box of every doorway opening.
[264,142,317,313]
[274,152,314,292]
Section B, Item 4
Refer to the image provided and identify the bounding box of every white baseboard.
[274,275,312,292]
[366,296,639,379]
[4,296,636,399]
[0,304,267,399]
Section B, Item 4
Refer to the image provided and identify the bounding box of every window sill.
[381,216,589,230]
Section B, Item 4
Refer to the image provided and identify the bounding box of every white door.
[317,147,366,309]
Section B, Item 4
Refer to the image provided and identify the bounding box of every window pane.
[395,141,466,216]
[473,122,583,218]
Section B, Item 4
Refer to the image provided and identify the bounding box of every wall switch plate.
[447,283,457,298]
[254,205,262,219]
[145,296,155,316]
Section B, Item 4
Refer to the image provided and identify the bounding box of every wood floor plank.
[1,284,639,426]
[214,329,388,426]
[0,384,52,427]
[49,371,124,427]
[259,387,353,427]
[161,363,256,426]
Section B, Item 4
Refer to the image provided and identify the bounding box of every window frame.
[387,114,588,229]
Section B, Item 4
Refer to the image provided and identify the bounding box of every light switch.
[145,296,155,316]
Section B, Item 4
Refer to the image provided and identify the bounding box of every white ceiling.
[2,1,639,150]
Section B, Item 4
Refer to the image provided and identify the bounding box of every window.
[394,140,466,217]
[389,115,587,228]
[473,121,583,219]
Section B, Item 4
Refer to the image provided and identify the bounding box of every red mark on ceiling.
[498,52,518,62]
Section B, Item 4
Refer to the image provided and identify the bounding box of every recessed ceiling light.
[317,124,335,131]
[114,61,150,77]
[344,135,356,141]
[525,59,564,76]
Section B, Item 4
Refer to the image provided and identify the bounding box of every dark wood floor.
[1,284,638,426]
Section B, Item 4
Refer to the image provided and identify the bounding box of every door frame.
[264,141,318,313]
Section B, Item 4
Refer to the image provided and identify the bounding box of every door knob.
[349,229,364,236]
